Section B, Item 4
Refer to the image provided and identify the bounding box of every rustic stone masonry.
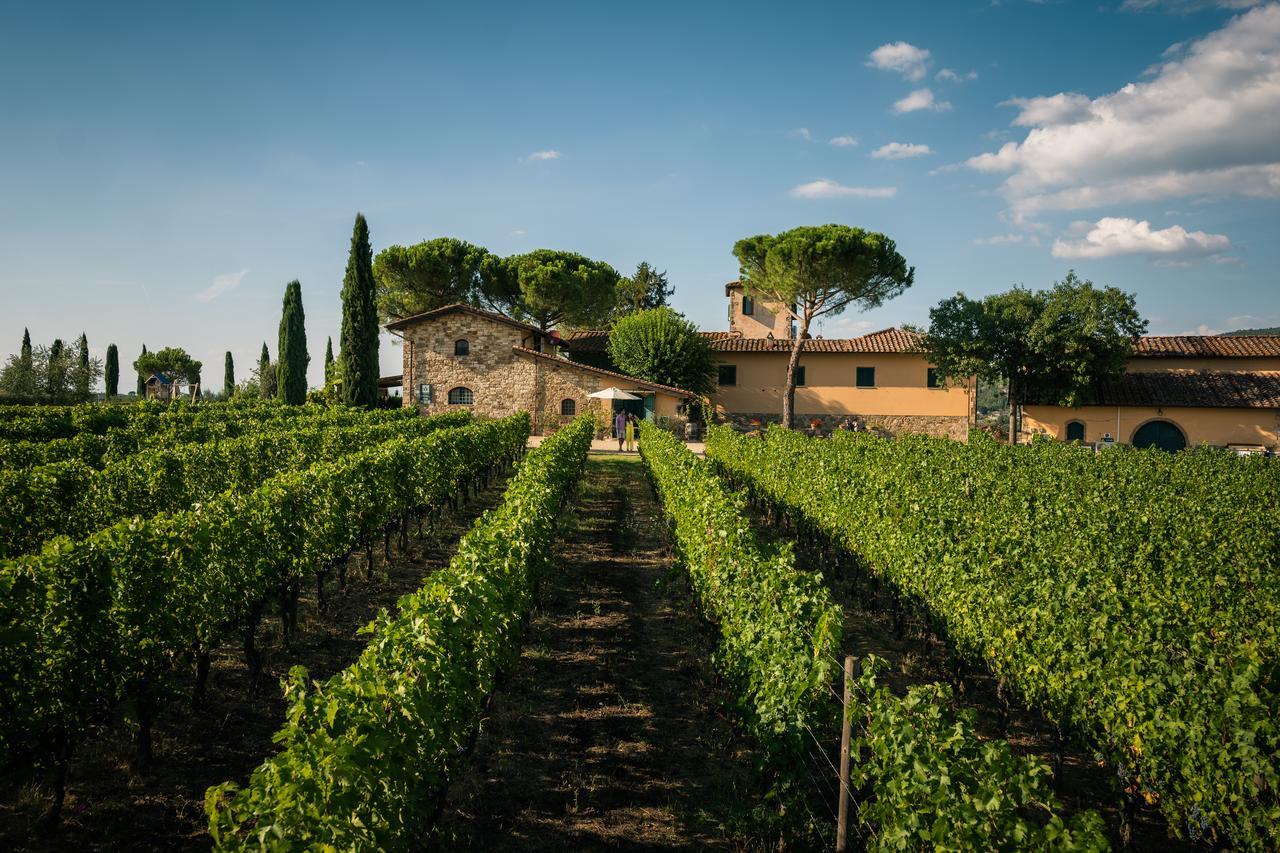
[723,411,971,441]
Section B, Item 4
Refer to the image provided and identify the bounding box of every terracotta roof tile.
[1092,371,1280,409]
[1134,336,1280,358]
[708,328,926,354]
[511,346,699,398]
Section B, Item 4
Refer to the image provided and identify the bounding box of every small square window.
[795,366,806,386]
[742,296,754,316]
[718,364,737,387]
[927,368,941,389]
[855,366,875,388]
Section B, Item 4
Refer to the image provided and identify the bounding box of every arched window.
[560,398,576,416]
[454,339,470,356]
[447,386,473,405]
[1065,421,1085,442]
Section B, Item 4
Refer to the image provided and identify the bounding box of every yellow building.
[568,282,976,439]
[1022,335,1280,452]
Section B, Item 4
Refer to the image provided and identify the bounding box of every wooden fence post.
[836,655,856,852]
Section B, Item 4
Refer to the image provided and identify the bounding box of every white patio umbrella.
[587,386,641,400]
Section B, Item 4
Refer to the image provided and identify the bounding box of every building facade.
[567,283,976,440]
[1022,335,1280,451]
[386,304,695,432]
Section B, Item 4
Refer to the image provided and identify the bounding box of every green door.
[643,394,656,422]
[1132,420,1186,452]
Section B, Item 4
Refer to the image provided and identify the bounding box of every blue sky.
[2,0,1277,391]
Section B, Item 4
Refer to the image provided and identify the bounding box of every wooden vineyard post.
[836,655,856,852]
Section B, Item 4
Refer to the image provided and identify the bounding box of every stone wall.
[526,353,612,433]
[400,312,540,420]
[722,411,970,441]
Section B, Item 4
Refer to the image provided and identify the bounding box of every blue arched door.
[1132,420,1186,452]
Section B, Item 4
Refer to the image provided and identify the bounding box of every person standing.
[615,408,627,452]
[625,412,636,452]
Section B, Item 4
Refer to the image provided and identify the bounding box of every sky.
[2,0,1278,393]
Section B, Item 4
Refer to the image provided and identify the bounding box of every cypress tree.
[258,343,273,399]
[74,333,90,400]
[276,280,310,405]
[324,336,335,385]
[224,351,235,397]
[339,213,379,407]
[105,344,119,397]
[137,344,147,397]
[15,329,35,398]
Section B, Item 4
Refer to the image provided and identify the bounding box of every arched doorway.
[1131,419,1186,452]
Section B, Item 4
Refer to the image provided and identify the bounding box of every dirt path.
[0,473,513,853]
[443,454,762,852]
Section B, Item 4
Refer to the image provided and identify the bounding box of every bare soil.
[442,454,766,852]
[0,476,512,853]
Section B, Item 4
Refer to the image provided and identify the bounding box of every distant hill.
[1222,328,1280,336]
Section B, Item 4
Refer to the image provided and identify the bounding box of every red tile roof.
[565,327,925,354]
[385,303,551,338]
[1134,336,1280,358]
[511,347,699,398]
[707,328,926,354]
[1091,371,1280,409]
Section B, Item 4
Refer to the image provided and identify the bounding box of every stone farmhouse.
[385,304,696,433]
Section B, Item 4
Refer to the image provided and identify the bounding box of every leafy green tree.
[276,280,310,404]
[373,238,490,321]
[482,249,619,331]
[615,262,674,317]
[340,213,380,407]
[136,344,147,397]
[733,224,914,428]
[607,307,716,394]
[257,342,277,399]
[133,346,202,398]
[0,329,38,399]
[46,339,70,402]
[224,351,235,397]
[926,271,1146,444]
[105,344,119,398]
[323,337,335,385]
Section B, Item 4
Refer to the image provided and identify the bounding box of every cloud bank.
[967,5,1280,215]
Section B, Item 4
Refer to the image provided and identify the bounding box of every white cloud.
[789,180,898,199]
[1000,93,1092,127]
[788,127,813,141]
[526,150,561,161]
[195,268,247,303]
[829,135,858,147]
[966,5,1280,216]
[511,229,527,236]
[867,42,931,81]
[936,68,978,82]
[871,142,933,159]
[892,88,951,113]
[1050,217,1231,259]
[1179,323,1225,335]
